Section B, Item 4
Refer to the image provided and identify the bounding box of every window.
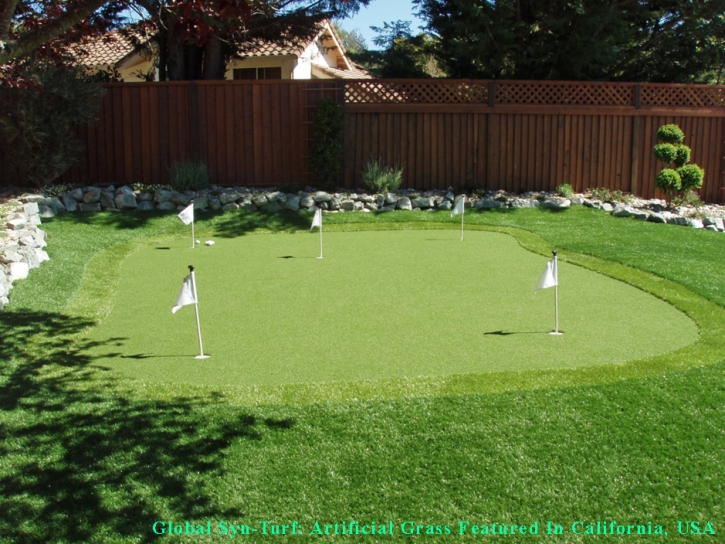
[233,67,282,80]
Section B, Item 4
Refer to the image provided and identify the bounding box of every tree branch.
[0,0,112,65]
[0,0,20,42]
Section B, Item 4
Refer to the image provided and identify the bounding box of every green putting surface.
[83,229,698,387]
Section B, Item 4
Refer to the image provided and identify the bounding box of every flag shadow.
[484,330,556,336]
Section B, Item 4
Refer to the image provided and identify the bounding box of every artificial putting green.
[82,229,698,388]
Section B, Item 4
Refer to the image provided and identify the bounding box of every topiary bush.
[653,124,703,201]
[673,144,691,167]
[309,98,344,190]
[657,124,685,144]
[168,160,210,191]
[361,158,403,194]
[653,143,678,166]
[677,164,704,192]
[655,169,681,194]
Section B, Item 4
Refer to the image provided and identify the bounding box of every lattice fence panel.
[345,81,488,104]
[494,82,633,106]
[640,86,725,108]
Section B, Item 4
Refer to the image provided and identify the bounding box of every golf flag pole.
[535,250,562,335]
[311,208,323,259]
[188,265,210,358]
[552,251,560,334]
[451,196,465,241]
[178,202,195,248]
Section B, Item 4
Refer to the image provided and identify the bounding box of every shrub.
[657,124,685,144]
[0,63,105,186]
[588,187,613,202]
[671,190,704,209]
[653,143,678,165]
[168,160,210,191]
[308,98,343,190]
[655,169,681,194]
[555,183,574,198]
[674,144,691,167]
[361,158,403,193]
[677,164,704,192]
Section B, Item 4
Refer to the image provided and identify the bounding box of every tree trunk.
[203,34,226,80]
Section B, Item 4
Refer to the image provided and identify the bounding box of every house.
[75,20,372,82]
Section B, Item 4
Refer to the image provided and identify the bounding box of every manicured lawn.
[1,207,723,543]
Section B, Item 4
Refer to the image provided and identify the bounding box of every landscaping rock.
[284,195,300,211]
[100,191,116,209]
[412,197,434,208]
[221,202,239,211]
[137,201,155,211]
[511,198,539,208]
[156,190,174,203]
[138,192,153,201]
[219,192,240,205]
[396,197,412,210]
[208,198,221,211]
[267,191,284,203]
[313,191,332,203]
[705,225,719,231]
[69,188,84,201]
[171,192,191,206]
[475,199,504,210]
[78,203,101,212]
[364,202,378,211]
[340,199,355,211]
[438,200,453,211]
[193,196,208,210]
[601,202,614,212]
[688,218,704,229]
[38,205,55,218]
[612,204,636,217]
[22,202,39,215]
[647,213,666,223]
[353,201,364,211]
[543,198,571,209]
[240,202,257,211]
[385,193,397,205]
[380,205,396,212]
[115,193,138,210]
[252,194,269,207]
[632,210,650,220]
[329,197,342,210]
[8,262,29,281]
[359,194,374,203]
[157,202,176,211]
[300,196,314,208]
[83,188,101,203]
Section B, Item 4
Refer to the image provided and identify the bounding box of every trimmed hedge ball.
[657,124,685,144]
[674,144,691,167]
[677,164,704,191]
[655,168,682,193]
[654,143,679,165]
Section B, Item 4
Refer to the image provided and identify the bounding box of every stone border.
[0,200,49,310]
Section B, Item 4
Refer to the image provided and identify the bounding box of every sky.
[339,0,427,49]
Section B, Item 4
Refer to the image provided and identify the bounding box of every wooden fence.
[2,79,725,202]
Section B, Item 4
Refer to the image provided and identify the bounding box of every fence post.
[634,84,641,109]
[488,81,495,107]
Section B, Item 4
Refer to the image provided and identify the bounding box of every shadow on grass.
[0,311,293,543]
[43,209,174,230]
[212,210,311,238]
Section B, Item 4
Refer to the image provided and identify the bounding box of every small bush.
[677,164,704,192]
[588,187,613,202]
[309,98,344,190]
[657,124,685,144]
[673,144,691,167]
[555,183,574,198]
[168,161,210,191]
[655,168,681,194]
[361,159,403,193]
[671,190,704,209]
[653,143,678,165]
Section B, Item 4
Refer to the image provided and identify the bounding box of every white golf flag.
[172,274,197,313]
[178,203,194,225]
[535,258,558,292]
[311,208,322,229]
[451,196,465,217]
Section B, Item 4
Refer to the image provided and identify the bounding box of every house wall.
[224,56,296,80]
[294,38,340,79]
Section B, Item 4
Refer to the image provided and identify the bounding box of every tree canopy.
[414,0,725,83]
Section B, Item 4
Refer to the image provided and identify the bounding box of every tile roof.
[73,26,154,66]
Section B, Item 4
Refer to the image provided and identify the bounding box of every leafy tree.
[414,0,725,82]
[331,19,366,54]
[654,124,703,200]
[129,0,371,81]
[349,20,444,78]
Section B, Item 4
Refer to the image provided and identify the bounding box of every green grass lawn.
[83,229,696,388]
[1,207,724,543]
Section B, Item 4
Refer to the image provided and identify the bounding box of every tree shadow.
[0,310,292,542]
[212,211,311,238]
